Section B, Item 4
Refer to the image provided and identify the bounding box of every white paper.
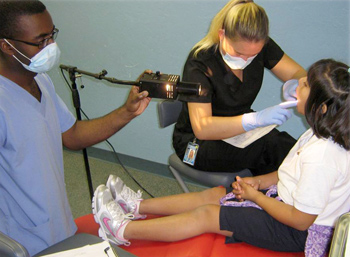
[41,240,115,257]
[223,100,298,148]
[223,124,276,148]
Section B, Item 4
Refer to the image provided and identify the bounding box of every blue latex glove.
[282,79,298,101]
[242,104,293,132]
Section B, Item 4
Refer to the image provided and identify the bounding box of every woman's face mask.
[219,34,260,70]
[220,51,257,70]
[4,39,61,74]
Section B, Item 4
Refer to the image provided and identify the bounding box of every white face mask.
[4,39,61,73]
[221,51,257,70]
[219,36,257,70]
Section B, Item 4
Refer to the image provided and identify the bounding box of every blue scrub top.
[0,73,77,255]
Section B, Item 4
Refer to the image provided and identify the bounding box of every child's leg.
[106,175,227,218]
[125,204,233,242]
[139,186,227,216]
[93,185,231,245]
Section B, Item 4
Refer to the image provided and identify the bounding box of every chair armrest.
[0,231,30,257]
[329,211,350,256]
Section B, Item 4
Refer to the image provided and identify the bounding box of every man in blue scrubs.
[0,1,150,255]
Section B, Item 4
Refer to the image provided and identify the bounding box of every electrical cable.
[60,69,155,198]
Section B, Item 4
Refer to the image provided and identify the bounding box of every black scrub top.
[173,38,284,154]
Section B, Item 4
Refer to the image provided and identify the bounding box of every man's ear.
[0,39,15,55]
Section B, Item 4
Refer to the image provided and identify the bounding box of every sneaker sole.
[92,185,111,242]
[92,185,104,225]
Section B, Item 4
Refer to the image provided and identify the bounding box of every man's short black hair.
[0,0,46,39]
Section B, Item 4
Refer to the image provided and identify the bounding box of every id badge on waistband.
[183,139,199,166]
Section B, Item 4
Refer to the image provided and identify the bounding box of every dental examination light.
[138,71,201,99]
[60,64,201,199]
[59,65,202,99]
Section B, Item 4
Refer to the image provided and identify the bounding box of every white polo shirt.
[278,129,350,227]
[0,73,77,255]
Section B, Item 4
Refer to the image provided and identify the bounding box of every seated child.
[92,59,350,256]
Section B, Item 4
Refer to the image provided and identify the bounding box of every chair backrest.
[157,100,183,128]
[0,232,30,257]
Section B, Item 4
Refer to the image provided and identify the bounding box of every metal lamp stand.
[67,68,94,201]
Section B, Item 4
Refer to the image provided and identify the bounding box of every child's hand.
[231,176,260,191]
[232,176,242,191]
[234,176,261,202]
[232,177,243,201]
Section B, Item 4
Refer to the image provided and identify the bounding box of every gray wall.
[44,0,350,165]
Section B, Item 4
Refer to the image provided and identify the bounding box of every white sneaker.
[92,185,134,246]
[106,175,146,219]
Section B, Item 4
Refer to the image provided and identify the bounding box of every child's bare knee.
[198,187,226,204]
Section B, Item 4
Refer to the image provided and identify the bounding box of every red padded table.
[75,214,304,257]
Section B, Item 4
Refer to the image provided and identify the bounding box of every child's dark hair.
[0,0,46,39]
[306,59,350,150]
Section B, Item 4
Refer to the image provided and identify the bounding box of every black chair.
[157,99,252,193]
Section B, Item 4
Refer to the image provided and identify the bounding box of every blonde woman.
[173,0,306,175]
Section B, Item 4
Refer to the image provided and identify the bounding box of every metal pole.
[68,68,94,201]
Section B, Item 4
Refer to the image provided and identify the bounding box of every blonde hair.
[193,0,269,57]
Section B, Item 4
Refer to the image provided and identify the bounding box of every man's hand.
[124,70,152,116]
